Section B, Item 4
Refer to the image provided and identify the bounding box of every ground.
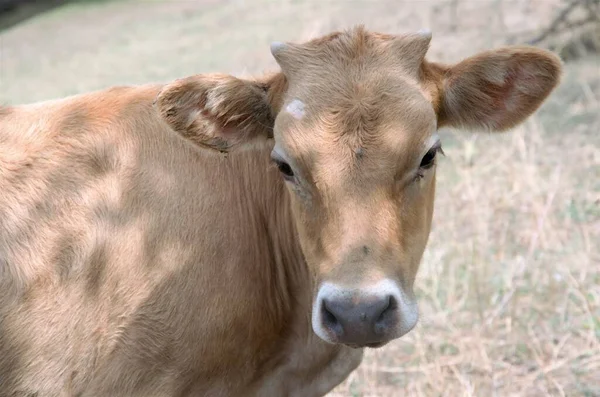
[0,0,598,396]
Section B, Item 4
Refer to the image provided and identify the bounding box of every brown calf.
[0,26,561,396]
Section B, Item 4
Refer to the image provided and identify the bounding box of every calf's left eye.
[420,148,437,169]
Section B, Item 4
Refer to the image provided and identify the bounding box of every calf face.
[156,26,562,348]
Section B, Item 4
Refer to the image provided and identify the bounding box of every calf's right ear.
[155,74,275,152]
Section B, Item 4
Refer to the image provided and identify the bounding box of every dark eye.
[274,159,295,179]
[420,148,437,169]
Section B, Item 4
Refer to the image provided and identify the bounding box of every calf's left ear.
[431,46,563,132]
[155,74,274,152]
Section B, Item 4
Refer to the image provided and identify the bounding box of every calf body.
[0,26,561,396]
[0,85,361,396]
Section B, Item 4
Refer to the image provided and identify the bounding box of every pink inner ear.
[494,69,518,113]
[485,62,541,129]
[199,107,247,147]
[442,48,561,131]
[219,125,245,143]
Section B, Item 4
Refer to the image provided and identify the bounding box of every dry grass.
[1,0,598,396]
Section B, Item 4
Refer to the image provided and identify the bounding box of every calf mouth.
[344,340,389,349]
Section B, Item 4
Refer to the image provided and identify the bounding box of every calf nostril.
[374,295,396,331]
[321,300,344,337]
[382,295,391,312]
[323,305,337,325]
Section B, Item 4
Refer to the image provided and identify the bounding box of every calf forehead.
[279,77,436,186]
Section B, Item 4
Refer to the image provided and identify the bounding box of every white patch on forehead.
[285,99,306,120]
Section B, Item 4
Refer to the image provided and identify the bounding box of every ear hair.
[428,46,563,131]
[155,74,276,152]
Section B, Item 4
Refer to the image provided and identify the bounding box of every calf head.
[156,26,562,348]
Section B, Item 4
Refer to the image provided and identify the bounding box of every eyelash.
[414,144,443,181]
[271,156,296,183]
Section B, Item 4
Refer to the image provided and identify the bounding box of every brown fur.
[0,26,561,396]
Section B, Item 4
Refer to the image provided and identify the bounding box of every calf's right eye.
[272,158,295,181]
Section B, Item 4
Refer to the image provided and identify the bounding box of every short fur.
[0,26,561,396]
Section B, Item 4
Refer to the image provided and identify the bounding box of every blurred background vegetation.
[1,0,598,396]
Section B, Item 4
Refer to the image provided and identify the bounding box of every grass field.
[1,0,598,395]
